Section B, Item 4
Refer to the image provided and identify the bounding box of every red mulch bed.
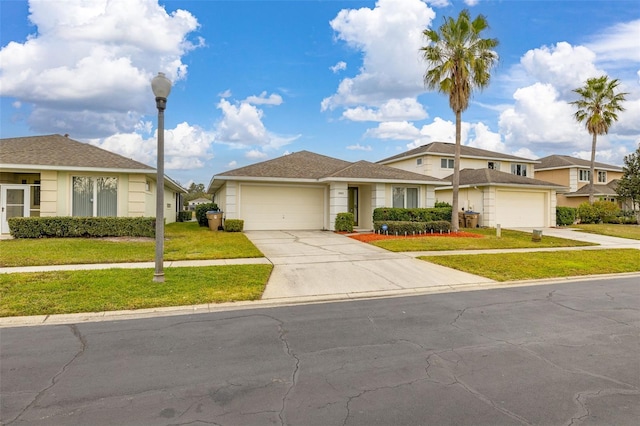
[349,231,483,242]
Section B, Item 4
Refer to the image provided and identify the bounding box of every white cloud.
[464,0,480,6]
[322,0,435,110]
[0,0,201,138]
[467,122,505,153]
[519,42,603,95]
[330,61,347,73]
[346,143,372,151]
[342,98,428,122]
[215,96,300,152]
[365,121,421,140]
[88,121,214,170]
[246,150,268,160]
[586,20,640,68]
[244,91,283,106]
[226,160,237,168]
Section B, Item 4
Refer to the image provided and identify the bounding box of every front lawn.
[0,264,273,317]
[0,222,263,267]
[420,249,640,281]
[573,223,640,240]
[362,228,595,252]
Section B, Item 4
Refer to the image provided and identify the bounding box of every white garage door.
[496,190,547,228]
[240,184,325,230]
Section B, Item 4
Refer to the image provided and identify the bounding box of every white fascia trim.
[212,176,320,184]
[435,183,567,191]
[0,164,155,174]
[320,177,446,186]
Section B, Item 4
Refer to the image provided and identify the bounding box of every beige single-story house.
[208,151,445,231]
[434,169,566,228]
[534,155,624,207]
[0,134,185,235]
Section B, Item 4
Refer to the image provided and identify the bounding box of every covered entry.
[239,184,326,230]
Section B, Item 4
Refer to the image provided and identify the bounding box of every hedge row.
[335,212,354,232]
[176,211,193,222]
[373,207,452,222]
[8,217,156,239]
[224,219,244,232]
[373,220,451,234]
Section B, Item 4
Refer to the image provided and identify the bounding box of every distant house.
[535,155,624,207]
[378,142,564,228]
[187,197,212,211]
[208,150,445,231]
[0,134,186,235]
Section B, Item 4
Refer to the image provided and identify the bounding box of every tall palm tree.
[570,75,627,204]
[421,9,499,231]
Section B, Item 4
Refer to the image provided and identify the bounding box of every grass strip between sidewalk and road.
[366,228,595,252]
[420,249,640,282]
[0,264,273,318]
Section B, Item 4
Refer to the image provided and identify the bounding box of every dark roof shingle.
[442,168,564,188]
[378,142,538,164]
[536,155,622,171]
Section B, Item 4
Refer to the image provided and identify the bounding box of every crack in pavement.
[271,316,300,426]
[565,388,640,426]
[4,324,87,425]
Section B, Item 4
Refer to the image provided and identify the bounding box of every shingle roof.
[441,168,565,188]
[565,183,619,197]
[377,142,538,164]
[535,155,622,171]
[0,134,154,171]
[210,151,444,191]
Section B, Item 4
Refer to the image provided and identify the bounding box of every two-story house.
[378,142,566,228]
[534,155,623,208]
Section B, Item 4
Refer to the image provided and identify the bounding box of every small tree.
[616,143,640,222]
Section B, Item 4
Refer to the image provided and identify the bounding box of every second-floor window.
[511,163,527,177]
[488,161,500,170]
[416,158,423,166]
[579,169,590,182]
[441,158,454,169]
[598,170,607,183]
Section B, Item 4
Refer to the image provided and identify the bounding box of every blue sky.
[1,0,639,187]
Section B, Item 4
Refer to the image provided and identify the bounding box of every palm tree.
[420,9,499,231]
[570,75,627,204]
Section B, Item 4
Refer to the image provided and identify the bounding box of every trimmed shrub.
[335,212,354,232]
[8,217,156,239]
[224,219,244,232]
[577,201,620,224]
[373,207,452,222]
[373,220,451,235]
[434,201,452,208]
[177,211,193,222]
[195,202,219,227]
[556,207,577,226]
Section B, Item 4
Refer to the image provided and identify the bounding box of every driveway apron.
[244,231,494,299]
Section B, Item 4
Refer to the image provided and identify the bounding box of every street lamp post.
[151,72,172,283]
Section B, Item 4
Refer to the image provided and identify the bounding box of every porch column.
[329,182,348,231]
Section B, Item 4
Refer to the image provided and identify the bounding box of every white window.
[579,169,590,182]
[440,158,454,169]
[416,158,423,166]
[393,187,419,208]
[597,171,607,183]
[488,161,500,170]
[72,177,118,217]
[511,163,527,177]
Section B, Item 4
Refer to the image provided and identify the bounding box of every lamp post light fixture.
[151,72,172,283]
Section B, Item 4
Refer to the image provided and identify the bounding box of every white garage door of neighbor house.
[496,190,546,228]
[240,185,325,230]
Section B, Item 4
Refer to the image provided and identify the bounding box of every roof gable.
[0,134,154,171]
[443,168,564,188]
[377,142,538,164]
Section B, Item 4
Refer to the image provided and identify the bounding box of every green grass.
[0,222,263,267]
[573,223,640,240]
[420,249,640,282]
[0,264,273,317]
[369,228,595,252]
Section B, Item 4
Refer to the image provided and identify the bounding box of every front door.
[348,187,359,226]
[1,185,30,234]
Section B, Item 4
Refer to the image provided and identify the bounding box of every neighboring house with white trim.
[534,155,624,207]
[377,142,566,228]
[208,150,445,231]
[0,134,186,235]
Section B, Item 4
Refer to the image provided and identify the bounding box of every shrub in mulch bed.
[349,231,483,243]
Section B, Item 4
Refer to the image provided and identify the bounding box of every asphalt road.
[1,277,639,426]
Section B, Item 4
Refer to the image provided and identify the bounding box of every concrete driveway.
[244,231,494,300]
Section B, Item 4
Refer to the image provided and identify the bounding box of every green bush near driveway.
[556,207,577,226]
[335,212,354,232]
[373,207,452,222]
[373,220,450,234]
[195,202,219,227]
[420,249,640,281]
[0,264,273,317]
[224,219,245,232]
